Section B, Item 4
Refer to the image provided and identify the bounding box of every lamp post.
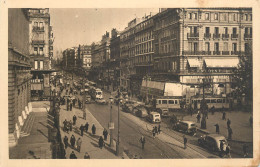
[109,95,114,147]
[116,94,122,156]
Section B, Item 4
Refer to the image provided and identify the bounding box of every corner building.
[153,8,252,100]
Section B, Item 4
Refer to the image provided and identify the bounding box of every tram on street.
[191,96,230,110]
[156,96,183,110]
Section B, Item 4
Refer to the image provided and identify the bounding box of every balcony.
[222,51,230,55]
[244,34,252,40]
[204,33,211,39]
[32,26,44,32]
[213,51,221,55]
[231,34,238,39]
[231,51,239,55]
[32,40,45,45]
[183,51,211,55]
[213,33,220,39]
[222,34,229,39]
[187,33,199,39]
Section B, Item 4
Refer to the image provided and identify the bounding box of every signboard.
[108,122,114,130]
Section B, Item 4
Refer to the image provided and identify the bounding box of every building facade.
[28,8,53,101]
[150,8,252,101]
[78,45,92,76]
[8,8,32,147]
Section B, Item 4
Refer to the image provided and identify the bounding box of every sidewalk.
[182,111,253,143]
[59,102,128,159]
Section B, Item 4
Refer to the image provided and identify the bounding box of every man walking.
[103,129,108,141]
[227,119,231,129]
[80,124,84,136]
[152,127,156,139]
[220,140,224,157]
[73,115,77,125]
[76,137,82,152]
[155,126,158,135]
[222,111,226,120]
[85,122,89,133]
[214,123,220,134]
[83,111,86,120]
[196,113,201,123]
[183,135,187,149]
[139,135,146,149]
[63,135,69,149]
[228,127,233,140]
[70,135,76,148]
[158,124,161,134]
[98,136,104,149]
[92,124,96,135]
[70,102,73,111]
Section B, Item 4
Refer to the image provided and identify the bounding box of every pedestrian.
[76,137,82,152]
[92,124,96,135]
[249,116,253,127]
[84,152,90,159]
[98,136,104,149]
[67,102,69,111]
[70,134,76,148]
[243,144,249,158]
[211,106,215,115]
[63,135,69,149]
[80,124,84,136]
[69,120,73,131]
[227,119,231,129]
[228,127,233,140]
[139,135,146,149]
[155,126,158,135]
[183,135,187,149]
[85,122,89,133]
[222,111,226,120]
[69,151,77,159]
[196,113,201,123]
[73,99,76,107]
[78,100,81,109]
[73,115,77,125]
[63,119,67,131]
[152,127,156,139]
[214,124,220,134]
[226,144,231,158]
[158,124,161,134]
[83,111,86,120]
[70,102,73,111]
[103,129,108,141]
[220,140,224,157]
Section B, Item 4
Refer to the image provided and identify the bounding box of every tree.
[232,42,252,108]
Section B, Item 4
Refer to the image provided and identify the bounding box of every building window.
[232,27,237,35]
[39,47,43,55]
[249,14,252,21]
[205,27,210,34]
[224,27,228,34]
[214,43,219,51]
[189,13,192,19]
[232,43,237,52]
[233,14,236,21]
[205,42,210,52]
[40,61,43,70]
[34,22,38,27]
[34,61,38,70]
[214,27,219,34]
[214,13,218,20]
[39,22,43,28]
[194,13,197,19]
[245,14,248,21]
[205,13,209,20]
[34,47,38,55]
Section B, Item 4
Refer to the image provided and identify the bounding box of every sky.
[50,8,159,58]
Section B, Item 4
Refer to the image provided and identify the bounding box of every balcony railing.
[231,34,238,39]
[183,51,211,55]
[222,34,229,39]
[231,51,239,55]
[204,33,211,39]
[32,26,44,31]
[213,33,220,39]
[222,51,230,55]
[244,34,252,39]
[187,33,199,39]
[213,51,221,55]
[32,40,45,45]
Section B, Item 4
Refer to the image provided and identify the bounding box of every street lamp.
[109,95,114,147]
[116,94,123,156]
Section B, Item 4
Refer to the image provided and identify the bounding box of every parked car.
[95,97,108,105]
[133,106,148,118]
[198,134,228,153]
[173,120,197,135]
[147,112,161,123]
[85,95,91,104]
[122,104,134,113]
[156,108,169,117]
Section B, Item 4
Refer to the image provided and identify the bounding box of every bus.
[89,88,103,100]
[191,96,230,110]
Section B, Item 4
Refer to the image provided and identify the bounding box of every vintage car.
[146,112,161,123]
[198,134,228,153]
[133,106,149,118]
[156,108,169,117]
[173,120,197,135]
[95,97,108,105]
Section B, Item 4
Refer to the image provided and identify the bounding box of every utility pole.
[109,95,114,147]
[116,93,122,156]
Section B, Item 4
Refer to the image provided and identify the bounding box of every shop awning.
[204,58,239,68]
[187,58,200,67]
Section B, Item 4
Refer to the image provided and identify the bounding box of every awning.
[204,58,239,68]
[187,58,200,67]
